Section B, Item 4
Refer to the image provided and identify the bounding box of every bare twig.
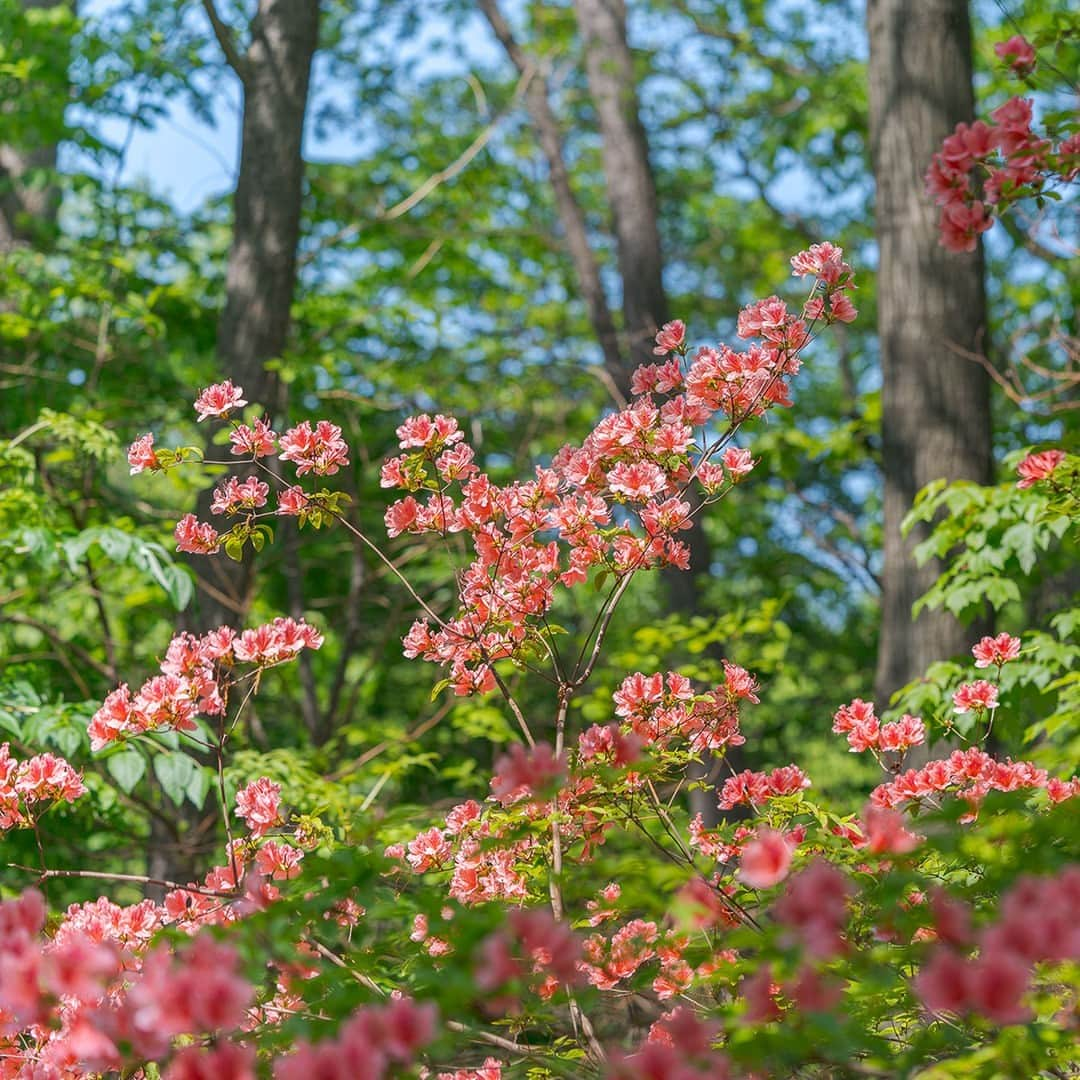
[200,0,250,83]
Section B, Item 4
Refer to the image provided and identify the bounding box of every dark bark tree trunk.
[478,0,625,394]
[867,0,993,706]
[569,0,712,618]
[185,0,321,635]
[152,0,321,886]
[0,0,72,251]
[571,0,666,378]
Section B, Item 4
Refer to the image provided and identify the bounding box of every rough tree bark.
[867,0,992,705]
[571,0,667,376]
[569,0,712,619]
[152,0,321,884]
[0,0,72,250]
[478,0,625,392]
[186,0,321,634]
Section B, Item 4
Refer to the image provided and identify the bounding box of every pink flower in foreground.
[490,743,565,805]
[966,950,1032,1024]
[738,829,793,889]
[127,433,160,475]
[972,632,1021,668]
[994,34,1036,76]
[1016,449,1064,489]
[235,777,282,838]
[229,416,277,458]
[952,680,999,714]
[174,513,220,555]
[653,320,686,355]
[915,948,970,1014]
[194,380,247,421]
[721,446,755,479]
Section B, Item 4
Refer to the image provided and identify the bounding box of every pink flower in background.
[994,34,1036,75]
[1016,449,1064,488]
[653,319,686,355]
[194,380,247,421]
[972,633,1021,668]
[127,433,160,475]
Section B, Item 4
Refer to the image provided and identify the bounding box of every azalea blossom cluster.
[609,1007,732,1080]
[1015,448,1067,489]
[926,36,1080,252]
[0,891,253,1078]
[0,767,319,1075]
[274,995,437,1080]
[0,743,85,830]
[88,617,323,750]
[869,746,1075,812]
[915,868,1080,1024]
[608,666,755,754]
[127,380,351,555]
[383,246,856,696]
[831,699,926,754]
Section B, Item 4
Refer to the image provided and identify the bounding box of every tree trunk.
[153,0,320,887]
[478,0,625,391]
[0,0,72,250]
[867,0,992,707]
[572,0,667,381]
[184,0,321,636]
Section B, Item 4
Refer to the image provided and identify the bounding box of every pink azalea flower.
[653,319,686,355]
[193,380,247,421]
[1016,449,1065,489]
[972,632,1022,668]
[952,680,1000,714]
[994,34,1036,76]
[127,433,160,475]
[738,829,793,889]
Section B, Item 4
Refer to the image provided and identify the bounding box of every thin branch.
[298,64,537,266]
[201,0,250,83]
[7,863,234,900]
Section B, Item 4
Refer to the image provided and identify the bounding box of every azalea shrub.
[1,218,1077,1080]
[3,27,1080,1074]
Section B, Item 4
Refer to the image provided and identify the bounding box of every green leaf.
[161,565,194,610]
[154,752,198,807]
[107,749,146,794]
[186,766,212,810]
[224,533,245,562]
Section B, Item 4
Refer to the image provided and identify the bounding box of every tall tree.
[185,0,321,633]
[150,0,321,882]
[0,0,74,250]
[572,0,667,377]
[867,0,992,704]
